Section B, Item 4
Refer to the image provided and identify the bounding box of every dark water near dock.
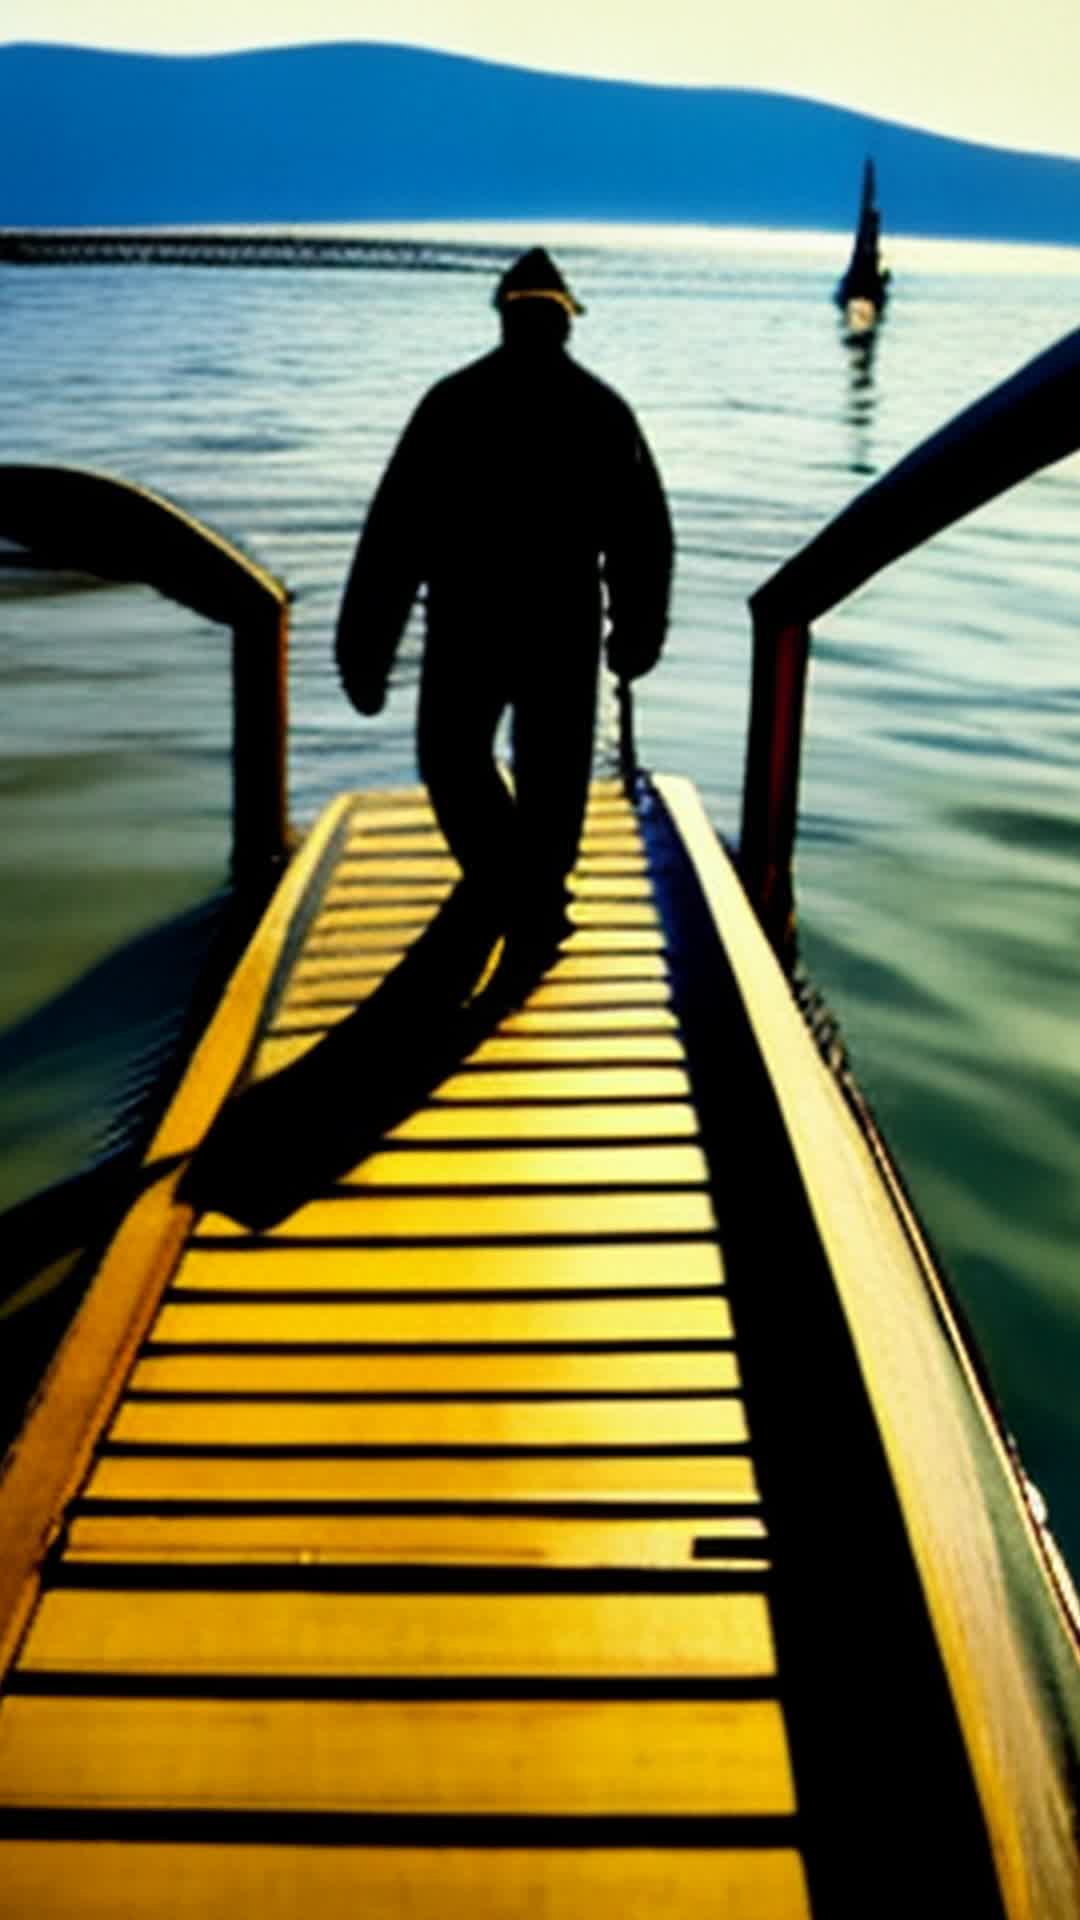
[3,222,1080,1581]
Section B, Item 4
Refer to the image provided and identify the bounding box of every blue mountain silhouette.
[3,41,1079,242]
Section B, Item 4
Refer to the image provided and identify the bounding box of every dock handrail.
[741,324,1080,955]
[0,464,289,883]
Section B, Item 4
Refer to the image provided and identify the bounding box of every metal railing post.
[615,674,638,797]
[739,617,810,961]
[741,324,1080,961]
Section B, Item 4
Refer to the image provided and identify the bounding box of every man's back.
[400,342,654,611]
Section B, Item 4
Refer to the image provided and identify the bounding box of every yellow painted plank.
[533,956,669,981]
[0,1843,812,1919]
[286,958,401,985]
[555,929,664,951]
[346,799,436,824]
[306,904,442,927]
[568,901,660,927]
[19,1589,775,1679]
[128,1349,741,1396]
[295,926,663,958]
[319,887,448,909]
[571,876,653,899]
[248,1036,323,1077]
[65,1511,763,1567]
[568,879,653,898]
[300,929,417,950]
[151,1296,733,1346]
[325,857,460,882]
[337,1143,708,1187]
[279,974,413,1005]
[84,1452,759,1506]
[384,1102,699,1141]
[336,839,682,866]
[338,830,451,853]
[461,1035,685,1064]
[108,1396,748,1450]
[0,1695,793,1815]
[496,1006,679,1032]
[432,1067,690,1101]
[272,1003,680,1035]
[173,1240,726,1294]
[198,1191,716,1240]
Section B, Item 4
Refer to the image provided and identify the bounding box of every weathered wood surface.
[0,781,811,1917]
[3,774,1076,1916]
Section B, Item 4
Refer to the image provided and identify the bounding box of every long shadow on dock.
[180,886,525,1232]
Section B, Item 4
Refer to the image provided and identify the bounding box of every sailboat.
[836,156,890,336]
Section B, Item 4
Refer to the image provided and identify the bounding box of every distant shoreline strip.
[0,231,514,271]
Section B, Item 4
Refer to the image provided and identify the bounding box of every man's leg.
[510,646,600,947]
[417,646,515,915]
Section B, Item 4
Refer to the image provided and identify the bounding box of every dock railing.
[741,324,1080,958]
[0,464,289,884]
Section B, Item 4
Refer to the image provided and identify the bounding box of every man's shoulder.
[563,355,639,425]
[419,351,502,407]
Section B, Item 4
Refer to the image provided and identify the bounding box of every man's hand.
[606,620,663,681]
[341,664,387,716]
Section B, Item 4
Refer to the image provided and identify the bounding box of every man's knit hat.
[494,247,585,316]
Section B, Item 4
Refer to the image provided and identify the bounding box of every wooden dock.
[2,772,1077,1916]
[0,230,510,272]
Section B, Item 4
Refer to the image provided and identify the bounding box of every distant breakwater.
[0,230,513,271]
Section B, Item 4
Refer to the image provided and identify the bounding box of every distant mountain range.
[3,40,1080,243]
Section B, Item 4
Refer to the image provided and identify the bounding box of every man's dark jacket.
[336,339,673,714]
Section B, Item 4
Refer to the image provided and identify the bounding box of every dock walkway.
[0,778,810,1917]
[1,772,1077,1918]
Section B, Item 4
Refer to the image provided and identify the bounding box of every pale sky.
[4,0,1079,162]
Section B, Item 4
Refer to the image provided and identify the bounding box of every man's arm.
[603,424,674,682]
[335,404,430,715]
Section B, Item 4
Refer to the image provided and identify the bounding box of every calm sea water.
[3,221,1080,1578]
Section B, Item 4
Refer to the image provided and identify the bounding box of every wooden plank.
[0,1843,812,1919]
[460,1035,686,1065]
[83,1453,759,1507]
[296,936,412,959]
[128,1349,741,1396]
[567,902,660,927]
[493,1007,679,1032]
[527,954,669,979]
[197,1191,716,1241]
[18,1589,776,1679]
[0,1695,794,1815]
[384,1103,700,1142]
[571,878,653,901]
[311,903,452,926]
[108,1396,748,1451]
[284,959,402,986]
[431,1067,690,1102]
[323,857,459,882]
[338,830,455,853]
[278,973,423,1004]
[150,1297,734,1346]
[553,929,665,951]
[172,1240,726,1296]
[272,1004,680,1034]
[335,1143,709,1187]
[64,1512,765,1568]
[293,927,664,958]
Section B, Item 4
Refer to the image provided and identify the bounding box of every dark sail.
[836,157,890,317]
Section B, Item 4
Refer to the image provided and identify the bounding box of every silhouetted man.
[335,247,673,961]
